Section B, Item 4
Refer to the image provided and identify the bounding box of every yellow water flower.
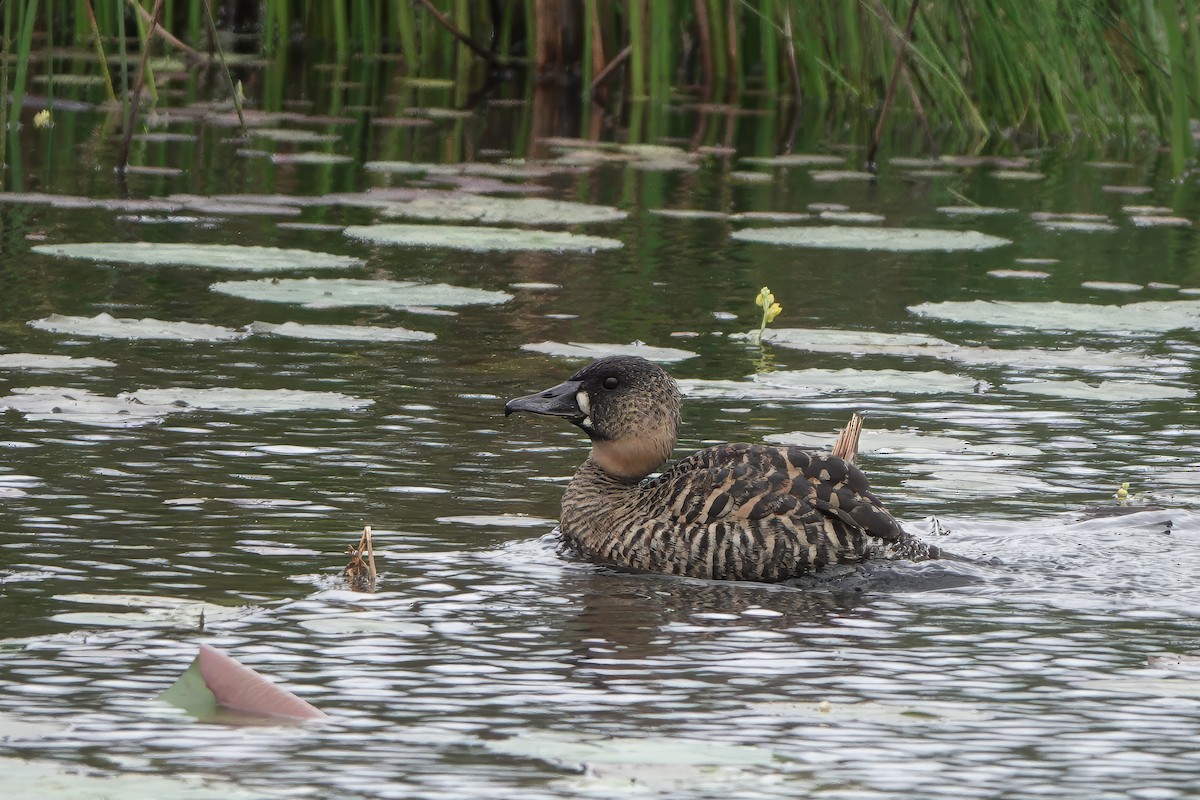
[1114,482,1130,504]
[33,109,51,129]
[754,285,782,342]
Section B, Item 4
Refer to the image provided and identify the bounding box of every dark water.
[2,63,1200,799]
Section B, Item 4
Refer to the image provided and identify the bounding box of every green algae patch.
[345,223,622,252]
[32,242,361,271]
[731,226,1010,251]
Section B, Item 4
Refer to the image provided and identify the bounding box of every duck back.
[560,443,937,582]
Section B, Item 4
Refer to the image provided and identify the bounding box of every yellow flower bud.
[765,302,782,323]
[755,286,771,308]
[33,109,51,129]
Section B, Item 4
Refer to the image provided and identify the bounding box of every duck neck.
[587,429,675,482]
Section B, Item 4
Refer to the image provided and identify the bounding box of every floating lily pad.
[297,615,428,635]
[521,340,697,363]
[740,154,845,167]
[1131,215,1191,228]
[988,269,1050,279]
[0,353,115,370]
[730,211,812,223]
[269,152,353,165]
[0,757,255,800]
[1082,281,1142,292]
[730,171,773,183]
[127,387,374,412]
[252,128,340,143]
[29,313,247,341]
[649,208,730,220]
[486,731,775,768]
[810,170,876,182]
[247,321,435,342]
[991,170,1044,180]
[377,195,627,225]
[1101,185,1152,195]
[437,514,558,527]
[755,368,978,395]
[762,328,1164,370]
[32,242,361,271]
[767,429,1042,456]
[1036,220,1118,233]
[0,387,180,427]
[1004,380,1190,402]
[213,278,512,308]
[937,205,1018,216]
[749,699,985,725]
[676,379,820,400]
[731,226,1010,251]
[909,299,1200,333]
[818,210,885,223]
[53,593,248,627]
[680,368,976,400]
[344,223,622,252]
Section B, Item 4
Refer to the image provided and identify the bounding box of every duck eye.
[602,376,619,390]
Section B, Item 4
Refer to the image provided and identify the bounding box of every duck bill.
[505,379,584,419]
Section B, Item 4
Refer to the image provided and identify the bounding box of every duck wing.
[656,443,907,544]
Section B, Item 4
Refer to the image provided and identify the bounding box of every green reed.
[3,0,1199,174]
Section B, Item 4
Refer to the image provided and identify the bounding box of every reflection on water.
[1,66,1200,798]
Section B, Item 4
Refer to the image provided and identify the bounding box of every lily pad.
[1004,380,1190,402]
[909,299,1200,333]
[247,321,435,342]
[0,757,255,800]
[988,269,1050,279]
[818,210,885,223]
[731,225,1010,252]
[486,731,775,768]
[127,387,374,412]
[680,368,977,400]
[1082,281,1142,292]
[810,170,876,182]
[437,514,558,527]
[759,328,1161,370]
[252,128,340,143]
[1130,215,1191,228]
[740,154,844,167]
[344,223,622,252]
[32,242,361,271]
[29,313,247,341]
[1036,220,1118,233]
[52,593,248,627]
[269,152,353,165]
[212,278,512,308]
[755,368,978,395]
[521,340,697,363]
[766,428,1043,456]
[0,353,115,370]
[937,205,1018,216]
[0,387,181,427]
[377,195,627,225]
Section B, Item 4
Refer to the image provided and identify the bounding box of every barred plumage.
[506,355,938,582]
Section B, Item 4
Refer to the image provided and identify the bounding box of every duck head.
[506,355,682,481]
